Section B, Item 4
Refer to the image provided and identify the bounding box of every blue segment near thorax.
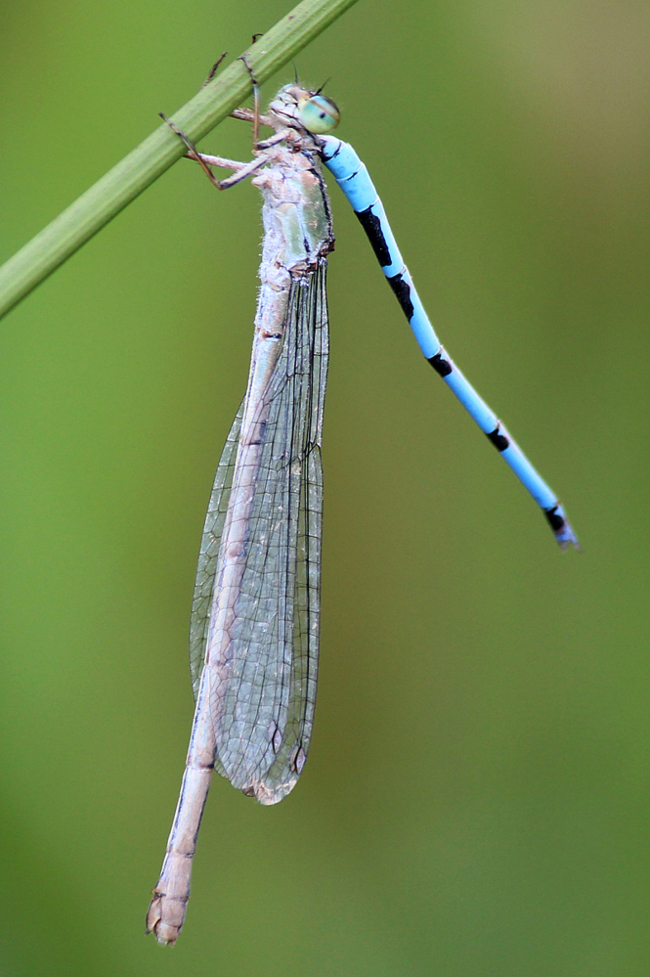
[320,135,439,358]
[320,137,403,278]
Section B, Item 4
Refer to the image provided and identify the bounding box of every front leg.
[160,113,268,190]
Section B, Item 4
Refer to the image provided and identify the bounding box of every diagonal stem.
[0,0,359,320]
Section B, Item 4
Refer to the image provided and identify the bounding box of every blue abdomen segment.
[319,134,577,549]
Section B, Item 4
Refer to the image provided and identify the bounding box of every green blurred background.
[2,1,649,974]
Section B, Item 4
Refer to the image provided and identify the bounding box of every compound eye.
[298,93,340,134]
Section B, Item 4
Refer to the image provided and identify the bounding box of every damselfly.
[146,81,577,945]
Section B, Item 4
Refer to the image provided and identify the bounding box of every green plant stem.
[0,0,359,321]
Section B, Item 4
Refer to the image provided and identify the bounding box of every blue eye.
[297,93,340,134]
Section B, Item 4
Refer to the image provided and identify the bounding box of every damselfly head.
[269,84,340,135]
